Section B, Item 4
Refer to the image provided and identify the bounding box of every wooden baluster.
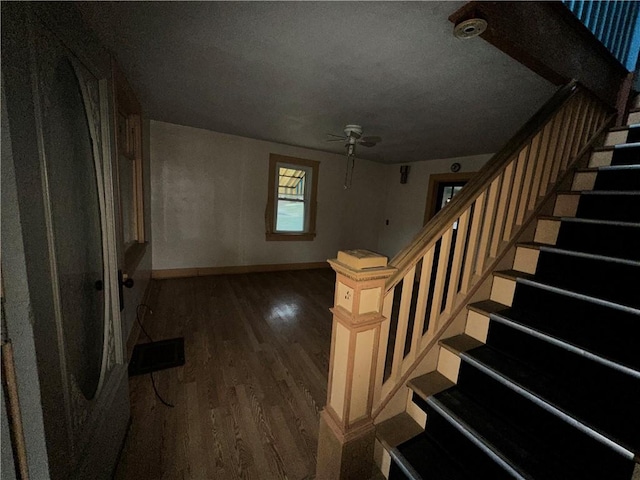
[540,109,565,196]
[528,121,554,210]
[556,96,580,178]
[570,95,591,159]
[562,95,587,172]
[460,193,485,294]
[491,162,515,257]
[551,101,576,184]
[516,135,539,225]
[420,247,436,337]
[414,248,434,344]
[503,146,528,239]
[444,209,471,313]
[475,177,500,273]
[428,229,453,331]
[390,268,414,380]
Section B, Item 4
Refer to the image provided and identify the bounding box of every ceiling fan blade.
[326,133,345,139]
[359,141,377,147]
[360,136,381,144]
[326,138,346,142]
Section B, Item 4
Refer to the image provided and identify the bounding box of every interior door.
[29,12,125,479]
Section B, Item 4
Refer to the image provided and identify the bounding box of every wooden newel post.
[316,250,395,479]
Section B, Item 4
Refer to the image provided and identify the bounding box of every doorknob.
[121,276,134,288]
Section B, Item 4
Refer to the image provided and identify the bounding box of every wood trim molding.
[152,261,330,279]
[423,171,477,225]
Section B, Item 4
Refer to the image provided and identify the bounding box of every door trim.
[424,172,476,225]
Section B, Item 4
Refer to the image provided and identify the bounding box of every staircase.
[379,104,640,478]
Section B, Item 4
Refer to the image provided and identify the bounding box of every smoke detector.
[454,18,488,39]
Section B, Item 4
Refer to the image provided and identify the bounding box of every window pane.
[278,167,306,200]
[276,200,305,231]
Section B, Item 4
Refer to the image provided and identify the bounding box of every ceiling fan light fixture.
[454,18,488,39]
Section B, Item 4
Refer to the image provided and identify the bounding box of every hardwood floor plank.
[115,269,333,479]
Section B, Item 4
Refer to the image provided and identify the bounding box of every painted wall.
[151,121,387,270]
[377,154,493,258]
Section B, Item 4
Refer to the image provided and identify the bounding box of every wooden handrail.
[386,80,599,291]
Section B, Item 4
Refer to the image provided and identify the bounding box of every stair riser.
[555,221,640,261]
[595,169,640,191]
[535,251,640,308]
[560,190,640,223]
[576,194,640,223]
[508,283,640,372]
[610,146,640,166]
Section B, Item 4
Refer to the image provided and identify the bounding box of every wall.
[377,154,492,258]
[150,121,387,271]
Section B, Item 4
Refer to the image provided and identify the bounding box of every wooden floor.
[115,268,335,480]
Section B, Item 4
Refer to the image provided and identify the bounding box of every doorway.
[423,172,476,224]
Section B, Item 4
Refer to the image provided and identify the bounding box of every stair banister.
[387,80,578,288]
[372,80,615,420]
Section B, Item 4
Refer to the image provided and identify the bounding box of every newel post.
[316,250,395,479]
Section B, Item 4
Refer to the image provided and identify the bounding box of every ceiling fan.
[327,124,382,189]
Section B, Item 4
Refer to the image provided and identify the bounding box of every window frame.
[266,154,319,241]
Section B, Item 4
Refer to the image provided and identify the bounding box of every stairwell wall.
[376,154,493,258]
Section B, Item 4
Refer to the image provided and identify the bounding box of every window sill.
[266,232,316,242]
[123,241,148,275]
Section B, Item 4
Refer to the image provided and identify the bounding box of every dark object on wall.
[450,162,461,173]
[128,337,185,376]
[400,165,410,184]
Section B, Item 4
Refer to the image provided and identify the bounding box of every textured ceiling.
[78,1,557,164]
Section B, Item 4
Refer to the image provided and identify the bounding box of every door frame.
[423,172,477,225]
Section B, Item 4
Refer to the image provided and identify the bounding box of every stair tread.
[393,432,468,480]
[376,412,423,451]
[539,244,640,267]
[577,164,640,172]
[407,371,454,402]
[429,389,588,480]
[439,334,483,356]
[462,345,640,456]
[468,299,509,316]
[594,142,640,151]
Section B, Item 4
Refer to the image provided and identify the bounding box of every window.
[266,154,319,241]
[113,60,147,272]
